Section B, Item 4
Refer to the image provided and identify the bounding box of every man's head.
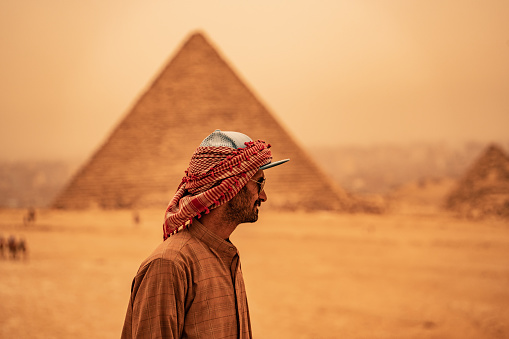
[225,169,267,224]
[163,130,288,240]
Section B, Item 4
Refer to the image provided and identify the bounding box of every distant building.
[446,144,509,219]
[53,32,375,212]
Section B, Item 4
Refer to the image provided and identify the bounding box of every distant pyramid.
[53,32,369,212]
[445,144,509,219]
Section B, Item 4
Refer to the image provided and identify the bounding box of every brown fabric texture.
[121,219,252,339]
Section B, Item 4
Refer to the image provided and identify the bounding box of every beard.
[225,186,260,224]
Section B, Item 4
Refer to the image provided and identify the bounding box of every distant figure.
[23,207,36,226]
[7,235,17,259]
[17,237,27,260]
[133,211,140,226]
[0,235,5,258]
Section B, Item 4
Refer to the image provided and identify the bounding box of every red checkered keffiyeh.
[163,140,272,240]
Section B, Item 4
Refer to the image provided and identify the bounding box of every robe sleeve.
[121,258,188,339]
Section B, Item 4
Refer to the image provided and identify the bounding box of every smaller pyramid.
[445,144,509,219]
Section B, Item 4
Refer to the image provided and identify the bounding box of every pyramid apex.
[472,143,509,168]
[185,30,210,43]
[189,30,206,38]
[484,143,507,157]
[177,30,217,54]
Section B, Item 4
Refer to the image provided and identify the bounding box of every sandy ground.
[0,207,508,339]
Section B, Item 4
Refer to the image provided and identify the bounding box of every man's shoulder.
[138,230,202,269]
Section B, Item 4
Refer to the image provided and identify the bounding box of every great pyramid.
[445,144,509,219]
[53,32,368,212]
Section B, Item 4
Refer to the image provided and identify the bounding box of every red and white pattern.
[163,140,272,240]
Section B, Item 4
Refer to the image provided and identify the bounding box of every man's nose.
[259,189,267,202]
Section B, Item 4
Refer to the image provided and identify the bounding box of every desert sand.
[1,207,508,339]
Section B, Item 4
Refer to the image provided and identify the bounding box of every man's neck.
[198,207,239,240]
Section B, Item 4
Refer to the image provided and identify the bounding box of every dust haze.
[1,2,509,338]
[1,1,509,160]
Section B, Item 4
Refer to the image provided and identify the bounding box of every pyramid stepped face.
[445,144,509,219]
[53,32,366,211]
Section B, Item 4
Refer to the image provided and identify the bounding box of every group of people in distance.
[0,234,27,260]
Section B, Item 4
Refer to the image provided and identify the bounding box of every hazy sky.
[1,1,508,161]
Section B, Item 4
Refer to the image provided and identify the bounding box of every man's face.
[226,170,267,224]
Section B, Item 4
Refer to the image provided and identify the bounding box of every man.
[121,129,289,339]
